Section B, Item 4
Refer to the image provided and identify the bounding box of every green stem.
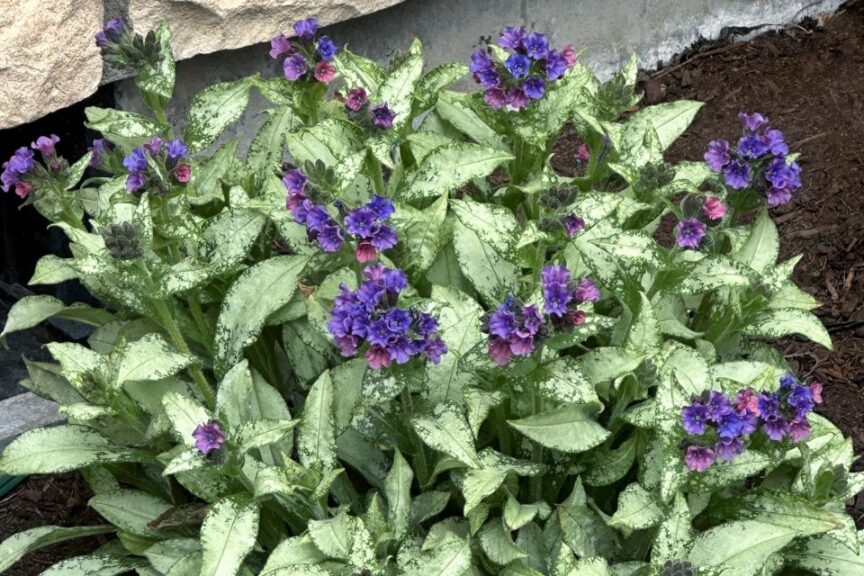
[153,298,215,409]
[529,384,544,502]
[402,388,430,488]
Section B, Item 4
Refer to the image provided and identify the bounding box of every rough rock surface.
[129,0,404,60]
[0,0,104,129]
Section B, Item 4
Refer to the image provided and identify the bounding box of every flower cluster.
[674,196,727,250]
[469,26,577,110]
[95,18,124,50]
[327,264,447,369]
[192,420,225,455]
[342,87,397,130]
[681,374,822,472]
[483,266,599,366]
[537,186,585,238]
[123,137,190,194]
[284,169,398,259]
[270,18,338,84]
[705,112,801,207]
[1,135,67,200]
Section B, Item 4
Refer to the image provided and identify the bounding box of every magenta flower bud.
[365,345,392,370]
[561,44,578,68]
[508,87,529,110]
[701,197,727,221]
[484,88,509,109]
[192,420,225,455]
[314,61,336,84]
[172,164,191,183]
[269,33,293,59]
[810,381,823,404]
[685,445,716,472]
[370,102,396,129]
[14,182,32,199]
[345,87,368,111]
[143,137,163,156]
[355,240,377,263]
[574,278,600,303]
[562,213,585,238]
[488,337,513,366]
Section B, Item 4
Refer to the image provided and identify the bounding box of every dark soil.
[0,474,108,575]
[3,1,864,568]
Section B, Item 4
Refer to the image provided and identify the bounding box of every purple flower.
[283,53,309,81]
[31,134,60,157]
[345,87,368,111]
[738,112,768,132]
[508,87,529,110]
[499,26,527,50]
[541,264,571,287]
[192,420,225,455]
[545,50,568,81]
[522,76,546,100]
[95,18,123,48]
[415,312,439,337]
[366,345,392,369]
[715,437,744,461]
[788,417,811,442]
[123,148,148,173]
[765,129,789,156]
[562,213,585,237]
[304,205,333,231]
[810,381,823,404]
[126,170,146,193]
[704,139,731,172]
[762,413,788,441]
[543,283,572,318]
[470,49,494,74]
[705,391,733,423]
[488,337,513,366]
[788,385,814,416]
[764,158,801,190]
[474,67,502,90]
[316,36,338,61]
[766,187,792,207]
[735,388,760,415]
[368,224,398,250]
[737,135,770,159]
[166,139,188,163]
[318,224,345,252]
[367,195,395,220]
[423,338,448,364]
[573,278,600,303]
[345,207,377,237]
[269,33,293,59]
[682,402,708,435]
[283,169,308,195]
[355,241,377,263]
[505,53,531,79]
[1,147,35,192]
[370,103,396,129]
[89,139,109,166]
[484,88,509,109]
[294,17,319,41]
[143,137,163,156]
[675,218,707,249]
[685,445,716,472]
[488,302,517,339]
[524,33,549,59]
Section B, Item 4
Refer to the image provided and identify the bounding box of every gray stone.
[0,0,104,129]
[129,0,405,60]
[0,393,61,450]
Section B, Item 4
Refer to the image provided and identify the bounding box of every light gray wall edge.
[0,393,61,450]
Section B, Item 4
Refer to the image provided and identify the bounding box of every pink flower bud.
[14,182,32,199]
[702,196,727,220]
[172,163,191,183]
[314,61,337,84]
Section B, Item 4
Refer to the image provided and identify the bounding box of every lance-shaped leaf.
[391,194,448,273]
[235,418,297,453]
[532,356,600,406]
[676,255,756,295]
[298,370,337,469]
[185,76,256,152]
[200,497,260,576]
[415,63,467,109]
[400,143,513,201]
[435,91,508,151]
[508,403,610,453]
[116,333,196,385]
[284,119,364,186]
[742,308,832,350]
[89,490,173,537]
[425,286,483,403]
[558,479,619,558]
[1,295,112,338]
[162,392,210,448]
[214,255,308,376]
[334,49,385,94]
[608,483,663,531]
[462,449,543,514]
[246,105,300,172]
[402,538,472,576]
[688,520,807,575]
[478,518,527,566]
[734,211,779,273]
[135,22,175,99]
[40,554,144,575]
[384,450,414,538]
[377,37,423,130]
[84,107,163,148]
[0,525,115,573]
[412,402,480,468]
[785,531,864,576]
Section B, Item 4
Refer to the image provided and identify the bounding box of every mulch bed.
[2,1,864,569]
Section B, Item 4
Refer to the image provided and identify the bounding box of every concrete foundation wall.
[115,0,843,153]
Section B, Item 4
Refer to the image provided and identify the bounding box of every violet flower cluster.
[483,265,600,366]
[674,196,727,250]
[327,264,448,369]
[681,373,823,472]
[123,137,190,193]
[284,168,398,260]
[704,112,802,207]
[192,420,225,455]
[1,135,66,200]
[469,26,577,110]
[270,18,338,84]
[342,87,397,130]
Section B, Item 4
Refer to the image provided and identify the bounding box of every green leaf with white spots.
[412,402,480,468]
[235,418,297,453]
[200,496,259,576]
[89,490,172,537]
[743,308,832,350]
[185,76,256,152]
[402,537,472,576]
[425,285,483,403]
[385,450,414,538]
[214,254,308,376]
[608,483,663,531]
[247,105,301,173]
[0,426,151,475]
[677,256,756,295]
[162,392,210,449]
[0,525,114,573]
[734,212,779,273]
[1,295,112,338]
[415,63,468,109]
[785,531,864,575]
[392,194,448,273]
[135,22,175,100]
[334,49,385,94]
[479,518,527,565]
[509,404,610,454]
[584,437,637,487]
[652,493,693,565]
[115,333,196,385]
[85,107,163,148]
[533,356,600,406]
[462,450,543,514]
[40,555,144,575]
[400,143,513,201]
[435,91,508,151]
[377,38,423,130]
[298,370,337,469]
[688,520,805,575]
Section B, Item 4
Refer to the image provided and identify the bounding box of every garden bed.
[1,2,863,573]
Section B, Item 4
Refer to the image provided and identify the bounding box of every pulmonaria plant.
[705,111,801,207]
[470,25,577,109]
[270,18,338,84]
[327,264,447,368]
[0,17,860,576]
